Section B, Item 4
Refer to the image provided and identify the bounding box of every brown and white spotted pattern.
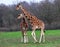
[16,4,45,43]
[17,14,28,43]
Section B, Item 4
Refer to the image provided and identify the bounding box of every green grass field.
[0,30,60,47]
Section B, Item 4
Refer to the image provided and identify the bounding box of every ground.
[0,30,60,47]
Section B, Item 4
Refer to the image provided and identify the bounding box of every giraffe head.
[17,14,24,19]
[16,3,23,10]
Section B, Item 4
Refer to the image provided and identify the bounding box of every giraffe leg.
[23,32,28,43]
[24,36,26,43]
[26,35,28,43]
[31,29,37,43]
[21,33,24,42]
[25,33,28,43]
[24,33,27,43]
[42,32,45,42]
[21,36,23,42]
[39,29,43,43]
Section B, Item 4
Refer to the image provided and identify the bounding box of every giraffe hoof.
[24,42,27,43]
[34,41,38,43]
[42,41,45,43]
[39,41,41,43]
[39,42,41,43]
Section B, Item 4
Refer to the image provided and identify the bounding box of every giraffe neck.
[20,6,36,25]
[20,6,32,18]
[23,16,28,24]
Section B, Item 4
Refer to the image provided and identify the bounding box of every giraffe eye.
[25,16,27,18]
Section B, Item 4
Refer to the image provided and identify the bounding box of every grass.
[0,30,60,47]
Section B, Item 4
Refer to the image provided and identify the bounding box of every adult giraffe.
[17,14,28,43]
[16,4,45,43]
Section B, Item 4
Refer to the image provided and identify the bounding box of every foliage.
[0,0,60,31]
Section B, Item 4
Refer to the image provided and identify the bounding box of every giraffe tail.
[44,30,46,33]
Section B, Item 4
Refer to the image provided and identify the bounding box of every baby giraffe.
[17,14,28,43]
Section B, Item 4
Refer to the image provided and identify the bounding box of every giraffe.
[16,4,45,43]
[17,14,28,43]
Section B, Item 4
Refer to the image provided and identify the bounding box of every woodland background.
[0,0,60,31]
